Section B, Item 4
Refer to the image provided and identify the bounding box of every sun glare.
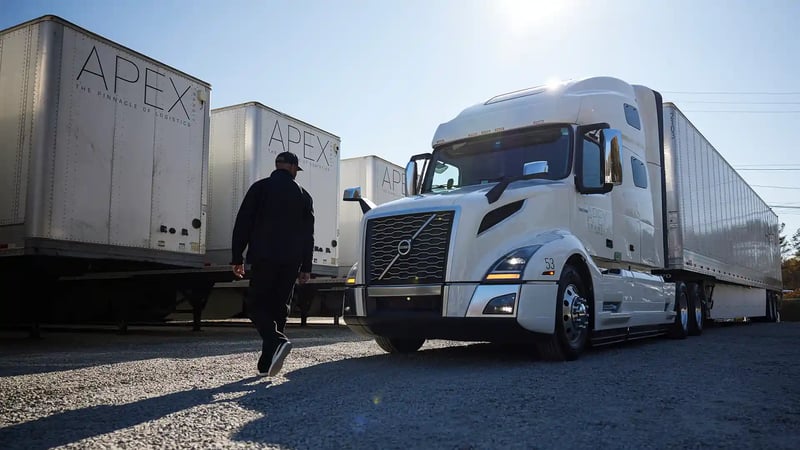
[494,0,569,36]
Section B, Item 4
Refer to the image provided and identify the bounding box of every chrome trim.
[367,285,443,297]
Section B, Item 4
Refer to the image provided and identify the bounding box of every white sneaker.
[268,341,292,377]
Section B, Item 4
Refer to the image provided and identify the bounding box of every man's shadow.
[0,375,283,449]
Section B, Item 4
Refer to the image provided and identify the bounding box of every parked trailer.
[192,154,405,325]
[338,155,406,270]
[199,102,343,324]
[659,104,781,319]
[0,16,213,331]
[342,76,781,360]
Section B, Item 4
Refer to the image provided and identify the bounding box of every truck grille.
[365,211,454,285]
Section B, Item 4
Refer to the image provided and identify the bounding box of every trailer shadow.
[0,324,368,377]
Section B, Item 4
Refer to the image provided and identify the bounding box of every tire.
[687,283,704,336]
[765,291,780,323]
[375,336,425,354]
[669,282,689,339]
[537,265,591,361]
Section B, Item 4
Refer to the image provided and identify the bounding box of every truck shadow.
[6,323,768,450]
[0,329,756,450]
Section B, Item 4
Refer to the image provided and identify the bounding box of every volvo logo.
[397,239,412,256]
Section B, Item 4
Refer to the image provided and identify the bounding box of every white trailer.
[343,76,781,360]
[195,154,404,325]
[201,102,342,324]
[206,101,341,273]
[338,155,406,270]
[0,16,211,329]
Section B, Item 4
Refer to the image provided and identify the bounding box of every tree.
[782,257,800,291]
[792,229,800,259]
[779,223,800,260]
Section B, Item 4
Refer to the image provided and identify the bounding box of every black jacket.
[231,169,314,272]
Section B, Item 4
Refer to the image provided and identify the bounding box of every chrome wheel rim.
[694,304,703,329]
[680,296,688,331]
[562,283,589,348]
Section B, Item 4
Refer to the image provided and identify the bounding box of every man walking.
[231,151,314,377]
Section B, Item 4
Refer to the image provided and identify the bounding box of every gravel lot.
[1,320,798,449]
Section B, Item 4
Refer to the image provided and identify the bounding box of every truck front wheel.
[375,336,425,354]
[537,265,590,361]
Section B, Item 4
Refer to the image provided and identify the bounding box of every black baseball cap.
[275,151,303,170]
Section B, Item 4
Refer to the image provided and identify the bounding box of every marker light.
[485,273,521,281]
[345,262,358,285]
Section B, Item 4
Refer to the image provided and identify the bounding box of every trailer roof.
[210,101,341,140]
[0,15,211,88]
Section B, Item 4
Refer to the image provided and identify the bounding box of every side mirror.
[405,160,418,196]
[523,160,549,176]
[343,187,362,200]
[343,187,376,214]
[600,129,623,186]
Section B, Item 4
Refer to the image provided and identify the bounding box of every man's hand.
[298,272,311,284]
[232,264,245,279]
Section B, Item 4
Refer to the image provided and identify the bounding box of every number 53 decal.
[544,258,555,270]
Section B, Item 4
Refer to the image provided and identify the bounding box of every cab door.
[572,128,614,262]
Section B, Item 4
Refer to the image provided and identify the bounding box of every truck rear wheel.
[375,336,425,354]
[537,265,590,361]
[669,282,689,339]
[687,283,704,336]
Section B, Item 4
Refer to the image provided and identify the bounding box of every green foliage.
[782,258,800,290]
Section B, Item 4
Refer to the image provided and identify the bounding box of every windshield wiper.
[485,172,548,204]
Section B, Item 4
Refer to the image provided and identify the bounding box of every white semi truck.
[342,76,782,360]
[0,16,212,329]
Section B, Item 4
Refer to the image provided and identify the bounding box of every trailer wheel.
[537,264,590,361]
[375,336,425,354]
[766,291,780,323]
[687,283,704,336]
[669,282,689,339]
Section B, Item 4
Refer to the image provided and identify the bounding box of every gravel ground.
[0,321,798,449]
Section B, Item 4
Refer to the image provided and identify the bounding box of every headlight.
[345,262,358,285]
[484,245,542,281]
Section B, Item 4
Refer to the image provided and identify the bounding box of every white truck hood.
[361,179,573,282]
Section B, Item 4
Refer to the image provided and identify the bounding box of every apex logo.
[77,45,193,120]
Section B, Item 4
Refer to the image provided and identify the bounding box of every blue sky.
[2,0,800,239]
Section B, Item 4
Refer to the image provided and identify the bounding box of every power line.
[738,164,800,167]
[663,90,800,95]
[683,110,800,113]
[753,185,800,190]
[770,205,800,209]
[681,100,800,105]
[736,168,800,171]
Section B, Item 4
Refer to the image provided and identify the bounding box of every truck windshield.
[422,126,572,193]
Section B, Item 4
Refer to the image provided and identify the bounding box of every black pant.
[245,262,298,357]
